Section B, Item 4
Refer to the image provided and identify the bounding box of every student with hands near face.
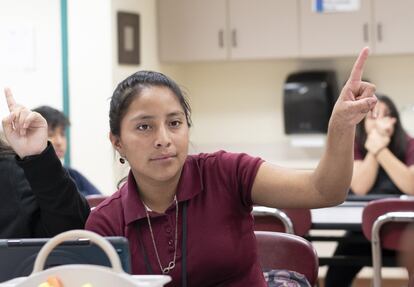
[3,47,376,286]
[351,94,414,196]
[1,88,90,238]
[325,94,414,287]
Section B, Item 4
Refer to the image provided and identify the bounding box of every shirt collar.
[122,155,203,226]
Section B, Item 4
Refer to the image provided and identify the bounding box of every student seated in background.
[325,94,414,287]
[0,134,90,239]
[33,105,102,196]
[3,48,377,286]
[351,93,414,196]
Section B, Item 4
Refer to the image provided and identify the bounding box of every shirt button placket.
[164,216,174,252]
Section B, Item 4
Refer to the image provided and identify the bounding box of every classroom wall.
[2,1,414,193]
[0,0,62,117]
[68,0,183,194]
[167,55,414,166]
[113,0,170,84]
[109,0,183,190]
[67,0,114,194]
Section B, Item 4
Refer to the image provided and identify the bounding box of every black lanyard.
[136,201,188,287]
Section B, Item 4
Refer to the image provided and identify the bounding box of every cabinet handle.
[363,23,369,43]
[218,30,224,48]
[377,23,383,42]
[232,29,237,47]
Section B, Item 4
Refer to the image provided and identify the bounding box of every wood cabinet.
[157,0,227,62]
[299,0,414,57]
[228,0,299,60]
[299,0,372,57]
[158,0,414,61]
[157,0,299,62]
[373,0,414,55]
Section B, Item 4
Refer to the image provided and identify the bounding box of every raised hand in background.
[2,88,48,158]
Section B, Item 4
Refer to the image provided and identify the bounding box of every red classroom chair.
[253,206,312,236]
[362,198,414,287]
[255,231,319,286]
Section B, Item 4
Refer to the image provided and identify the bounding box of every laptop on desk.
[0,236,131,283]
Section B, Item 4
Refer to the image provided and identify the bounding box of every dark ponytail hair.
[109,70,192,137]
[109,71,192,189]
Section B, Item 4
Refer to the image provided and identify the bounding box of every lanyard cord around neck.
[136,201,188,287]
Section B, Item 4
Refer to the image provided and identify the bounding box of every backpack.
[263,269,311,287]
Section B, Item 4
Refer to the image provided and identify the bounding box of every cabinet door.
[157,0,227,62]
[300,0,372,57]
[373,0,414,54]
[228,0,299,60]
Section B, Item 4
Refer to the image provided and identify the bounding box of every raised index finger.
[348,47,370,83]
[4,88,17,112]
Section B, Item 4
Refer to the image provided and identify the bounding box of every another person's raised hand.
[375,116,396,137]
[365,128,390,156]
[2,88,48,158]
[330,47,377,129]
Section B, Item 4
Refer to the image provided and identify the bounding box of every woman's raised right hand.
[2,88,48,158]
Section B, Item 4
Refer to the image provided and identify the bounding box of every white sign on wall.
[313,0,360,13]
[0,24,35,71]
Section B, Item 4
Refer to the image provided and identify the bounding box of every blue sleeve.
[66,167,102,196]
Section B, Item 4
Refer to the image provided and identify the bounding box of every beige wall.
[68,0,183,193]
[3,0,413,193]
[68,0,114,194]
[95,1,414,188]
[109,0,183,188]
[164,55,414,166]
[111,0,183,86]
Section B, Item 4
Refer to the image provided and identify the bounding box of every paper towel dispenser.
[283,71,338,134]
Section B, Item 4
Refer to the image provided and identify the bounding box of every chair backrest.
[86,195,109,209]
[362,198,414,287]
[255,231,319,286]
[362,198,414,250]
[253,206,312,236]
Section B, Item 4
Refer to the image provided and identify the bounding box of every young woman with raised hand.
[2,47,376,286]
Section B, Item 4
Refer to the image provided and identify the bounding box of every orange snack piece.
[47,276,63,287]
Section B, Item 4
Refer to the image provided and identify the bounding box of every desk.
[311,201,365,231]
[308,202,397,267]
[310,195,412,230]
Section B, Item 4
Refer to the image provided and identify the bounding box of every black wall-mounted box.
[283,71,339,134]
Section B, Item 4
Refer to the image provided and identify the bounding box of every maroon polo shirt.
[86,151,266,286]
